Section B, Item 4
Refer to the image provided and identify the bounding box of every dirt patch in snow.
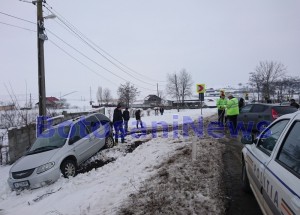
[118,135,226,215]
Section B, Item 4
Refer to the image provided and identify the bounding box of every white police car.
[241,111,300,215]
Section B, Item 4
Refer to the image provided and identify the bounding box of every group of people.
[154,107,164,116]
[216,93,241,131]
[217,92,299,131]
[112,104,143,143]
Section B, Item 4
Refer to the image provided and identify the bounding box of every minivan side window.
[69,121,89,142]
[85,115,101,134]
[257,119,289,156]
[277,121,300,177]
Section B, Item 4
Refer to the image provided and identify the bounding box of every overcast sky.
[1,0,300,104]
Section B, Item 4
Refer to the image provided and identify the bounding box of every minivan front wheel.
[61,160,77,178]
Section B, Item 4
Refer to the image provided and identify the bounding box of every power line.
[43,3,166,84]
[0,21,36,32]
[48,39,119,87]
[0,11,35,24]
[0,8,157,92]
[46,28,156,92]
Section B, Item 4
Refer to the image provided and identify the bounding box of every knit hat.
[117,103,121,108]
[227,93,233,97]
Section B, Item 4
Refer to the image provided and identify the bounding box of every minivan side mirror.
[241,135,255,145]
[69,136,81,145]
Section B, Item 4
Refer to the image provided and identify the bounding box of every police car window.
[277,121,300,177]
[257,119,289,155]
[240,105,252,113]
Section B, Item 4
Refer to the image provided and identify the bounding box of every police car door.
[248,119,290,213]
[264,119,300,215]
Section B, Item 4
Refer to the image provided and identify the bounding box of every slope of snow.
[0,108,218,215]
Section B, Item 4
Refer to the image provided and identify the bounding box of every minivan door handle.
[291,197,300,210]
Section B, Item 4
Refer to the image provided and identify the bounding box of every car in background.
[237,103,298,132]
[241,111,300,215]
[7,113,114,190]
[280,101,291,106]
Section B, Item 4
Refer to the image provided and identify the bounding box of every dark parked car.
[237,103,298,132]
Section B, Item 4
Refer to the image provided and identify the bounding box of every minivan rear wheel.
[61,160,77,178]
[105,136,114,148]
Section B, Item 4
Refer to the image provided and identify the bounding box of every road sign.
[196,84,206,93]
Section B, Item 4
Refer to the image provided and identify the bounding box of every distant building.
[0,104,15,111]
[143,95,162,106]
[35,97,61,109]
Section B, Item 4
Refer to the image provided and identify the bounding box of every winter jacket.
[135,110,141,120]
[113,108,123,124]
[123,110,130,121]
[226,97,239,116]
[216,98,227,110]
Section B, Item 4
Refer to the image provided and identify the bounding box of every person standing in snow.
[226,94,239,131]
[216,93,227,126]
[135,109,144,129]
[122,107,130,133]
[113,103,125,143]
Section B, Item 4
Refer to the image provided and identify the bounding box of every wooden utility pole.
[37,0,47,117]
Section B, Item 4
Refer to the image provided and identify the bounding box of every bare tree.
[178,69,193,104]
[103,88,112,105]
[96,86,103,106]
[249,72,263,102]
[254,61,286,100]
[167,69,193,110]
[166,72,180,111]
[117,82,140,107]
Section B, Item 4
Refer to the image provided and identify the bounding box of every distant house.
[0,104,15,111]
[143,95,162,106]
[35,97,61,108]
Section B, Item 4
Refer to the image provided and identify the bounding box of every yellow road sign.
[196,84,206,93]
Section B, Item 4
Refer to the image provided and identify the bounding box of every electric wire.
[48,39,118,87]
[46,28,156,91]
[0,21,35,32]
[0,11,35,24]
[1,9,157,92]
[43,3,166,84]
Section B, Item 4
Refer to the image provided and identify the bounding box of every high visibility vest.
[216,98,227,110]
[226,97,239,116]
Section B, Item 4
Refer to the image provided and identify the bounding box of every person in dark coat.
[159,106,164,115]
[113,104,125,143]
[238,98,245,111]
[135,109,144,129]
[290,99,299,109]
[122,107,130,133]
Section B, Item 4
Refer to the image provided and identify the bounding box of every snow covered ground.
[0,108,222,215]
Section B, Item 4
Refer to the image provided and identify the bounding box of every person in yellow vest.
[226,93,239,131]
[216,93,227,126]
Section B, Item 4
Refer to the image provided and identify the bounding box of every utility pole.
[37,0,47,117]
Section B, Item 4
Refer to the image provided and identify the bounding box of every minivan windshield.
[27,126,70,155]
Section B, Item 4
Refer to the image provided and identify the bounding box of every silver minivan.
[7,113,114,190]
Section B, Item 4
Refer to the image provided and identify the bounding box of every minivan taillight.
[271,108,279,120]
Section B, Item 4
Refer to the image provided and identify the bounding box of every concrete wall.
[8,108,105,164]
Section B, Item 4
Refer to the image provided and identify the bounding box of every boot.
[115,138,118,144]
[121,139,125,143]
